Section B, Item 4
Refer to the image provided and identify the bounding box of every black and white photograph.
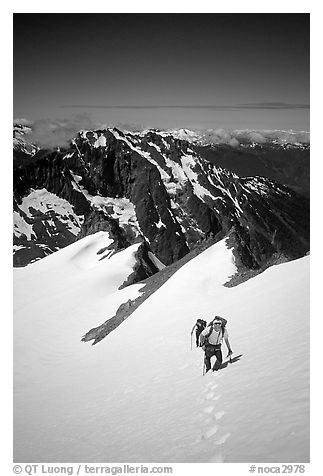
[10,4,314,472]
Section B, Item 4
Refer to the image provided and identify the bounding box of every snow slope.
[13,234,309,463]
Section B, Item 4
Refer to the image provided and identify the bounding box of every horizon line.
[61,102,310,111]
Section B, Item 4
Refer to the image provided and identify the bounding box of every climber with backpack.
[191,319,207,348]
[199,316,233,373]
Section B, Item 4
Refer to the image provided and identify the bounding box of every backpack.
[201,316,227,346]
[196,319,207,332]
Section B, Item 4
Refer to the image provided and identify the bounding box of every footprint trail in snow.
[196,372,231,452]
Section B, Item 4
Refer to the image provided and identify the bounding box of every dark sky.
[13,13,310,131]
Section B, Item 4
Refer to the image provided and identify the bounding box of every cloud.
[22,115,146,148]
[114,122,145,132]
[200,128,266,146]
[235,131,267,144]
[228,137,240,147]
[13,118,33,126]
[27,114,100,148]
[202,128,232,143]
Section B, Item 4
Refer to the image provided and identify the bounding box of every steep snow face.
[13,236,309,463]
[13,232,144,365]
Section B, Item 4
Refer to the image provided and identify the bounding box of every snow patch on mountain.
[147,251,165,270]
[94,134,107,148]
[181,154,215,201]
[13,211,36,240]
[14,188,84,238]
[70,171,141,235]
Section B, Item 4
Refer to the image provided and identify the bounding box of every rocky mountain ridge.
[13,126,310,286]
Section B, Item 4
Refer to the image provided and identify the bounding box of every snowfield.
[13,232,309,463]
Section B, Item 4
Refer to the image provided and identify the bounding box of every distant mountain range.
[160,127,309,148]
[13,124,310,283]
